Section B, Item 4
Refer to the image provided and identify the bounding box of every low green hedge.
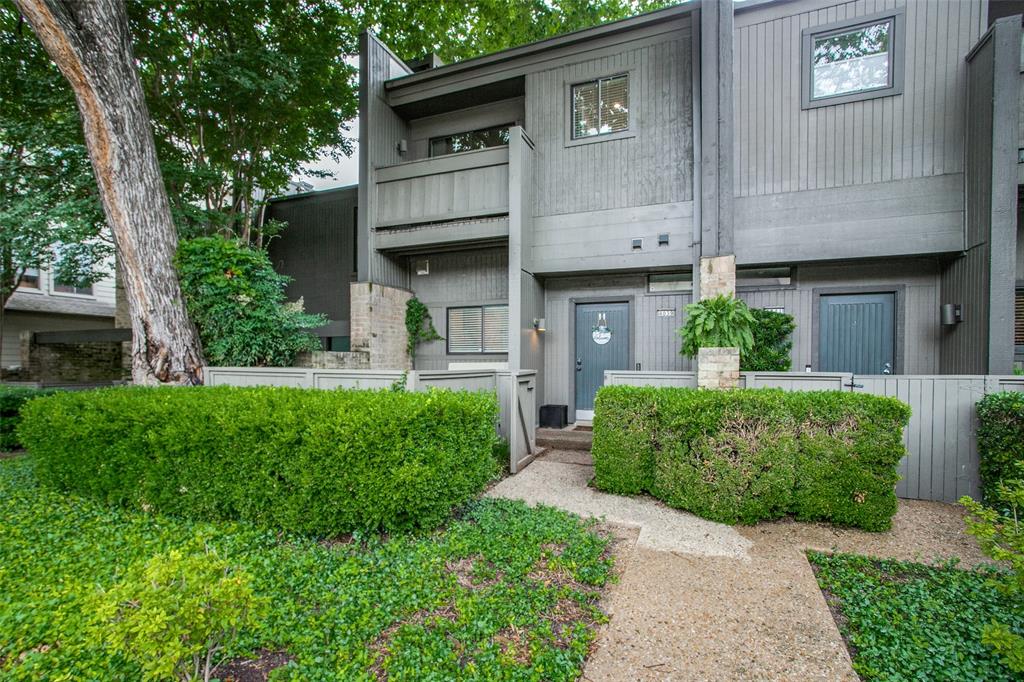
[977,391,1024,504]
[18,385,499,535]
[592,386,910,530]
[0,386,57,451]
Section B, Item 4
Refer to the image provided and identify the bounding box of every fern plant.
[678,294,756,357]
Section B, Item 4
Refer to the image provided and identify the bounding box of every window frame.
[446,304,509,355]
[801,9,905,110]
[428,123,514,158]
[16,267,41,292]
[565,70,636,147]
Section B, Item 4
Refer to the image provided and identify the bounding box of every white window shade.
[572,74,629,139]
[482,305,509,353]
[572,81,599,139]
[447,307,483,353]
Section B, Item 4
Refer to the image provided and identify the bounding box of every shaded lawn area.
[808,550,1024,681]
[0,457,614,681]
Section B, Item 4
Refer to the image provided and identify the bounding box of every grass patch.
[808,550,1024,681]
[0,457,614,681]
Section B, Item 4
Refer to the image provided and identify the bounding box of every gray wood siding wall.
[266,188,357,330]
[540,259,940,406]
[525,21,694,274]
[376,161,509,227]
[360,33,412,289]
[408,246,509,370]
[734,0,986,196]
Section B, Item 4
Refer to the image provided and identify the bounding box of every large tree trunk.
[12,0,204,384]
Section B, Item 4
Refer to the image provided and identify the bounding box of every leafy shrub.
[678,294,755,357]
[175,236,325,367]
[809,550,1024,680]
[742,308,796,371]
[977,392,1024,504]
[592,386,910,530]
[962,468,1024,674]
[0,386,57,451]
[89,545,263,682]
[19,385,499,534]
[406,297,443,361]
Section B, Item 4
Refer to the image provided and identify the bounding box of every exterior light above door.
[533,318,546,332]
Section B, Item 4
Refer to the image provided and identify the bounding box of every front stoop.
[536,427,593,452]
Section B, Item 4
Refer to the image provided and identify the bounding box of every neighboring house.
[270,0,1023,421]
[1,266,116,373]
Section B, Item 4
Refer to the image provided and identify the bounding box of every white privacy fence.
[603,371,1024,504]
[205,368,538,474]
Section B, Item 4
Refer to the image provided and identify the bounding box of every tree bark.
[12,0,204,384]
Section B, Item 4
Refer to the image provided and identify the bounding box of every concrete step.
[536,427,593,452]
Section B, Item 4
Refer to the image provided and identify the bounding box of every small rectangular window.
[737,267,792,288]
[17,268,40,290]
[803,11,903,109]
[648,272,692,293]
[429,124,512,157]
[53,281,93,296]
[447,305,509,353]
[572,74,629,139]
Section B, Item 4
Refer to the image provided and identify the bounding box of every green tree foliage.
[0,3,111,307]
[977,392,1024,505]
[962,469,1024,674]
[678,294,756,357]
[89,545,263,682]
[742,308,796,371]
[174,237,325,367]
[127,1,358,243]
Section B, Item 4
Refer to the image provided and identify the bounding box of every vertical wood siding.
[734,0,986,196]
[525,24,693,218]
[266,188,357,327]
[362,35,412,289]
[408,247,509,370]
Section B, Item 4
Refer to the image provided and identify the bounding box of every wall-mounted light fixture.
[397,138,408,155]
[533,318,546,332]
[940,303,962,326]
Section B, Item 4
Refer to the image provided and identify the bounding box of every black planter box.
[539,404,568,429]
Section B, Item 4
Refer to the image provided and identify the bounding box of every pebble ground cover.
[809,550,1024,681]
[0,457,615,681]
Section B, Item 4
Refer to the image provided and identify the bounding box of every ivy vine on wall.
[406,298,443,361]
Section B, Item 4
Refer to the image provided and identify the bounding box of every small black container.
[539,404,568,429]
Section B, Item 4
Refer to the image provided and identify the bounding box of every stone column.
[350,282,413,370]
[697,254,739,389]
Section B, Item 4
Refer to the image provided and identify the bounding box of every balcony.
[373,146,510,252]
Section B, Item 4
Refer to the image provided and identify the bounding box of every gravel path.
[490,451,990,680]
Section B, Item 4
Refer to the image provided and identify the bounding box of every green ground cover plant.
[592,386,910,530]
[977,391,1024,505]
[0,457,614,681]
[808,551,1024,681]
[0,386,56,451]
[18,385,498,535]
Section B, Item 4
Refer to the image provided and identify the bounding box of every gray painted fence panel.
[601,370,1024,504]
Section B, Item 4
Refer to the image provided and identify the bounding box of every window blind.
[446,305,509,353]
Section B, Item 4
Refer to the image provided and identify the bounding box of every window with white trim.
[447,305,509,353]
[803,11,903,108]
[17,268,40,290]
[571,74,629,139]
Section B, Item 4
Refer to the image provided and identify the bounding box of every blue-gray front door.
[819,293,896,374]
[574,302,630,416]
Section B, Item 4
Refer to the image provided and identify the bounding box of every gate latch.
[843,374,863,390]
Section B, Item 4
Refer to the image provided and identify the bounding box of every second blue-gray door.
[575,302,630,416]
[819,293,895,374]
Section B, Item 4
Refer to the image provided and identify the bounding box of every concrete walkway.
[488,451,991,681]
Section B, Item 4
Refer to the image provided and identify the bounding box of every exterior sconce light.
[533,318,546,332]
[940,303,962,326]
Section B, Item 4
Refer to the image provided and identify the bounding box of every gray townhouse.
[266,0,1023,422]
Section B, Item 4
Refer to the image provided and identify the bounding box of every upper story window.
[17,268,40,290]
[447,304,509,354]
[53,279,93,296]
[802,10,904,109]
[429,124,511,157]
[571,74,629,139]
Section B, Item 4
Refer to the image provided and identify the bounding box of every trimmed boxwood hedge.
[977,391,1024,504]
[592,386,910,530]
[17,385,499,535]
[0,386,57,451]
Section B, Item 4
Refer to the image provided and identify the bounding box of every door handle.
[575,358,583,372]
[882,362,892,375]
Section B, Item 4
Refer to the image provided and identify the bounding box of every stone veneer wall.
[21,332,127,383]
[293,350,371,369]
[697,254,739,389]
[350,282,412,370]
